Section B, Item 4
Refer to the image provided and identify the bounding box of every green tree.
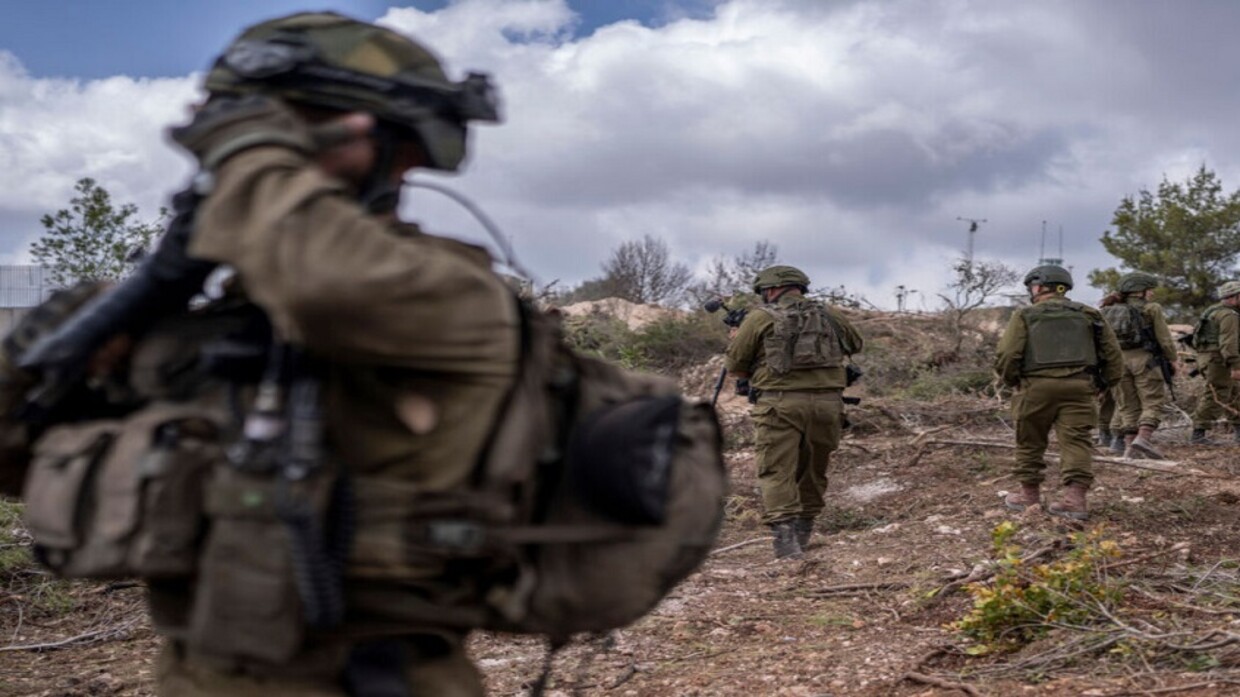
[1089,166,1240,318]
[30,178,165,287]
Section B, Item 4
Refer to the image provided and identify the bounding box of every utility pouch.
[187,466,326,663]
[23,402,221,579]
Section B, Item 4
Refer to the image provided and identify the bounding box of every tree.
[939,257,1020,356]
[693,241,780,300]
[1089,166,1240,319]
[600,234,692,305]
[30,178,166,287]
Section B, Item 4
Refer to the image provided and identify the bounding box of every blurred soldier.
[995,265,1123,521]
[1100,272,1178,459]
[153,13,510,695]
[1189,281,1240,444]
[725,266,863,559]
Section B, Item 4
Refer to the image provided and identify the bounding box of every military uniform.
[1191,298,1240,440]
[996,265,1123,520]
[150,13,512,696]
[1111,300,1176,431]
[725,268,862,558]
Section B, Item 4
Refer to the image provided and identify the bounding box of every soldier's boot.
[793,518,815,550]
[1048,483,1089,521]
[1004,483,1041,511]
[1190,428,1218,446]
[1094,428,1112,447]
[770,520,804,560]
[1127,425,1165,460]
[1108,434,1126,455]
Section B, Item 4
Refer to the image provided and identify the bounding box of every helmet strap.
[357,124,402,215]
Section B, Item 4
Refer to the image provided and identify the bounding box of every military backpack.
[3,291,728,662]
[1101,302,1147,350]
[1020,300,1099,372]
[760,298,852,375]
[1192,304,1240,352]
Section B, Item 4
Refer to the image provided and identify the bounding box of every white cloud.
[4,0,1240,306]
[0,50,197,262]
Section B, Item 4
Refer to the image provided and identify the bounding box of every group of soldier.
[725,261,1240,559]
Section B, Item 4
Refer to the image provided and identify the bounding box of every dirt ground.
[3,392,1240,696]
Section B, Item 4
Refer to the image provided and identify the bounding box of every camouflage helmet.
[204,12,500,171]
[1022,264,1073,290]
[1218,281,1240,300]
[752,265,810,293]
[1118,272,1158,294]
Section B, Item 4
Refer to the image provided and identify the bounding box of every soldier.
[1189,281,1240,445]
[1101,272,1178,459]
[151,13,511,695]
[724,265,863,559]
[996,265,1123,521]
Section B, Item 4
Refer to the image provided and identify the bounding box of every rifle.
[704,296,751,406]
[1140,322,1177,401]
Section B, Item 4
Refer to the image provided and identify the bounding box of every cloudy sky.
[0,0,1234,308]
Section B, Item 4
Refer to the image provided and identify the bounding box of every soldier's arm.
[1147,305,1178,363]
[992,311,1026,387]
[826,307,864,355]
[724,310,771,378]
[1219,311,1240,368]
[187,145,518,371]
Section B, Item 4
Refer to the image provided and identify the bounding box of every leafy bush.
[562,310,727,373]
[951,522,1124,654]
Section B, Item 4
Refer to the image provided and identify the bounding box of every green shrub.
[950,522,1124,655]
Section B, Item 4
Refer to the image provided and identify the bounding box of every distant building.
[0,265,58,334]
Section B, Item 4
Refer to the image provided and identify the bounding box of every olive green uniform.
[995,297,1123,487]
[1191,304,1240,430]
[159,136,520,692]
[725,295,863,525]
[1113,299,1177,433]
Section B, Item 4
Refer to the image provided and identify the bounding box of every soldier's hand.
[1230,368,1240,381]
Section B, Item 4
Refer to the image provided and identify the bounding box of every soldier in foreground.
[725,266,863,559]
[1100,272,1178,459]
[1190,281,1240,445]
[996,265,1123,521]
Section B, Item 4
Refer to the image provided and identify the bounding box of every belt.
[756,388,842,397]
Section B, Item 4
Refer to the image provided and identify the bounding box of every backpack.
[13,295,728,661]
[1021,300,1099,372]
[1192,304,1239,351]
[761,298,846,375]
[1101,303,1146,350]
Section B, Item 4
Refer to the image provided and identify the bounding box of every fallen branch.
[808,581,911,596]
[0,618,139,653]
[710,538,766,556]
[902,671,983,696]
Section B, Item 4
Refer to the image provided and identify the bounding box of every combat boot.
[770,520,803,560]
[1048,483,1089,521]
[1094,427,1112,447]
[1190,428,1217,446]
[1004,483,1041,511]
[1108,434,1126,455]
[793,518,815,550]
[1126,425,1164,460]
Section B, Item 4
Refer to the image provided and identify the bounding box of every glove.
[170,95,315,170]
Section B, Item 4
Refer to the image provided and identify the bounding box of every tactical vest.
[8,293,728,663]
[1100,302,1147,350]
[760,299,845,375]
[1193,304,1239,351]
[1020,300,1098,372]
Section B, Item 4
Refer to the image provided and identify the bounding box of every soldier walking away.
[1100,273,1178,459]
[725,266,863,559]
[995,265,1123,521]
[1189,281,1240,445]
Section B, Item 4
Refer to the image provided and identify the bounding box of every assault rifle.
[704,296,751,406]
